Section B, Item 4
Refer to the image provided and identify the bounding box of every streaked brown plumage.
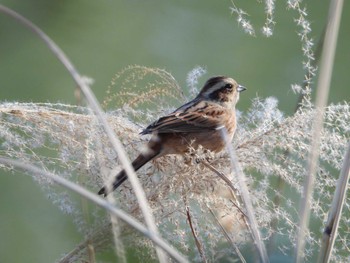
[98,76,246,196]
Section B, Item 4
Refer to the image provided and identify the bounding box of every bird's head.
[198,76,246,107]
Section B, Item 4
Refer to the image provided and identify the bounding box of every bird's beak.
[237,85,246,92]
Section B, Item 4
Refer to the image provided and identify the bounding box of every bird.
[98,76,246,196]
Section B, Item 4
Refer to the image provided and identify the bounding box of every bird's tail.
[98,147,160,196]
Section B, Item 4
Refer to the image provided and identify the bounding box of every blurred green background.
[0,1,349,262]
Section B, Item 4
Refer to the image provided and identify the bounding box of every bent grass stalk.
[0,157,188,263]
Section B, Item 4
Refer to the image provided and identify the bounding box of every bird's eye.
[224,84,233,90]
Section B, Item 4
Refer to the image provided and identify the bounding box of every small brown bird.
[98,76,246,196]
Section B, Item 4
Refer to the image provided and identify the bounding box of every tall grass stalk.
[295,0,344,262]
[0,5,169,262]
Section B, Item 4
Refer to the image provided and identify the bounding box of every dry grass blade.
[57,223,112,263]
[0,157,189,263]
[106,191,127,263]
[201,160,247,218]
[185,205,208,263]
[220,128,269,263]
[295,0,344,261]
[317,142,350,263]
[208,207,247,263]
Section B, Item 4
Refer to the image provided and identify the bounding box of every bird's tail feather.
[98,148,160,196]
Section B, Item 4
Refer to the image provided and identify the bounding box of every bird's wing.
[141,101,228,134]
